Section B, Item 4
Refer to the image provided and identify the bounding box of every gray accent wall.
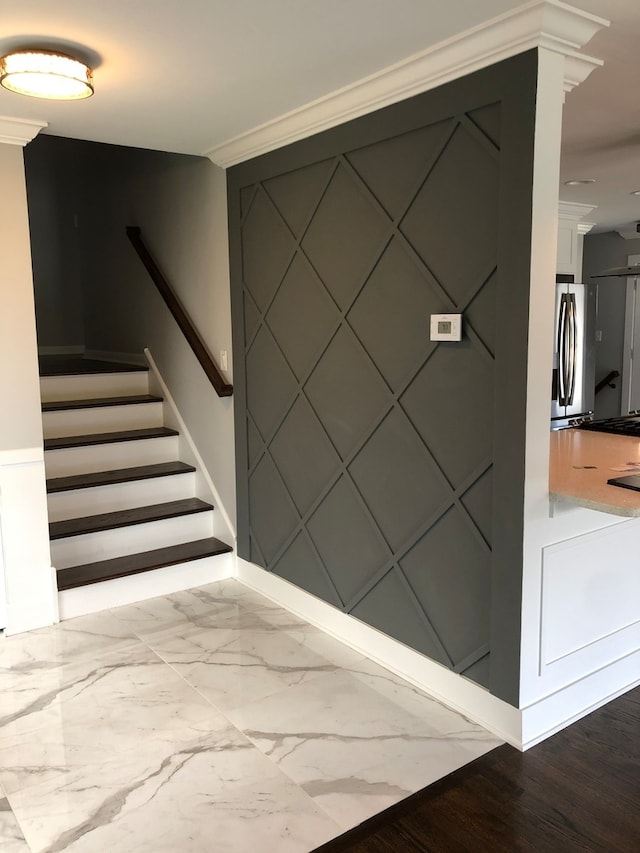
[228,52,538,706]
[24,138,88,350]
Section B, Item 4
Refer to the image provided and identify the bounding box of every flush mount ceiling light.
[0,49,93,100]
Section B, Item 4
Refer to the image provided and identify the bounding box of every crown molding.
[615,226,640,241]
[577,221,596,235]
[0,116,48,146]
[561,50,603,96]
[558,202,597,236]
[205,0,609,168]
[558,201,598,221]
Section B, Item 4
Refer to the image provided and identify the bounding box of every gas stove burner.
[579,415,640,436]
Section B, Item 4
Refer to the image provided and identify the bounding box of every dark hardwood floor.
[315,686,639,853]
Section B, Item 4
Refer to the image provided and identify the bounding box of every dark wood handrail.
[595,369,620,395]
[126,226,232,398]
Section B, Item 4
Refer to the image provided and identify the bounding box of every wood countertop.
[549,428,640,516]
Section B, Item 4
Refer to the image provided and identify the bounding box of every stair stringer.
[143,347,237,553]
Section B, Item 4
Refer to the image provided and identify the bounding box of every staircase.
[40,356,232,619]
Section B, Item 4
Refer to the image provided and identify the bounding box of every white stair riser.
[47,472,197,522]
[51,511,214,568]
[45,436,179,478]
[42,402,164,439]
[58,552,235,620]
[40,372,149,403]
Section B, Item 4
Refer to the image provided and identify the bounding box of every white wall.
[0,143,57,634]
[520,49,640,748]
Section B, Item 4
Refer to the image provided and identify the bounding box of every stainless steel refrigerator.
[550,279,596,429]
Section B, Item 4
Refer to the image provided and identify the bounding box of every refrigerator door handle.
[558,293,569,406]
[558,293,577,407]
[551,282,594,428]
[567,293,577,405]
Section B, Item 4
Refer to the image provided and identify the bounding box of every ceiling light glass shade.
[0,50,93,100]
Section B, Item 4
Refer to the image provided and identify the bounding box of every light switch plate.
[430,313,462,341]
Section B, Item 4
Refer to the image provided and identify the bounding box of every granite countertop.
[549,428,640,517]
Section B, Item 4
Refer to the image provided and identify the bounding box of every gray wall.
[583,231,640,419]
[228,52,538,706]
[24,137,237,528]
[24,137,88,349]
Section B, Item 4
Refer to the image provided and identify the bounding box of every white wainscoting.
[540,520,640,681]
[0,448,57,634]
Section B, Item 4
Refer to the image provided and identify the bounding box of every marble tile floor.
[0,579,502,853]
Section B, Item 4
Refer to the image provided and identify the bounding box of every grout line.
[1,792,36,853]
[128,625,342,822]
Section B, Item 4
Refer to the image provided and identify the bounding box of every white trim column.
[519,44,640,748]
[557,200,597,278]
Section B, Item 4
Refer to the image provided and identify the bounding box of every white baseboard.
[236,557,522,748]
[58,553,235,620]
[38,345,85,356]
[84,349,148,367]
[144,348,236,546]
[520,650,640,749]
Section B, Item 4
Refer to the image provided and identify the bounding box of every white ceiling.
[1,0,638,232]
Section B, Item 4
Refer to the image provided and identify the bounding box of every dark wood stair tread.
[50,498,213,540]
[39,356,148,376]
[56,537,233,590]
[47,462,196,494]
[44,426,178,451]
[42,394,163,412]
